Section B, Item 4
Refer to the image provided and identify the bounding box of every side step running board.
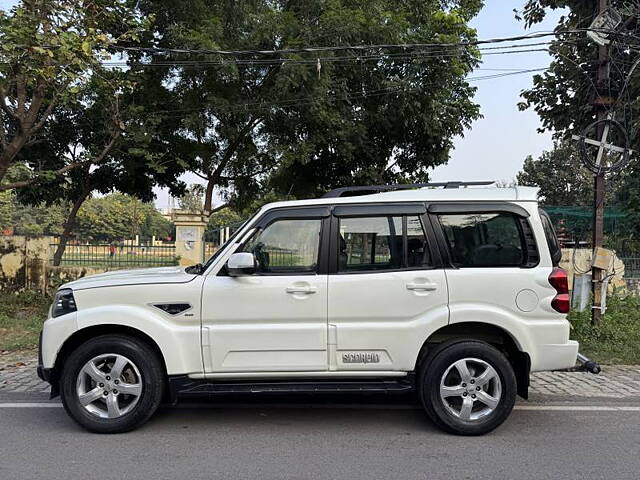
[169,376,416,398]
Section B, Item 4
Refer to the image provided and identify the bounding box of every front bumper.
[36,331,53,383]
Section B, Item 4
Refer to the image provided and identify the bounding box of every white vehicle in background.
[38,182,577,435]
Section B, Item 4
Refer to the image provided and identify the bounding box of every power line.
[112,28,622,57]
[143,67,548,118]
[102,46,554,68]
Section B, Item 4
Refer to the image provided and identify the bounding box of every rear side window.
[539,209,562,266]
[339,216,403,271]
[438,213,525,267]
[338,215,431,272]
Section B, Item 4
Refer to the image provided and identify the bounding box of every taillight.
[549,267,570,313]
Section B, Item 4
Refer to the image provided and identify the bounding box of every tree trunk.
[52,190,90,266]
[204,177,215,212]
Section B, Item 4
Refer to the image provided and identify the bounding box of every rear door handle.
[406,282,438,291]
[286,285,317,294]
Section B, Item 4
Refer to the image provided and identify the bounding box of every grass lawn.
[0,291,51,352]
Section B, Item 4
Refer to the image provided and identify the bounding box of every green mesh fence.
[543,206,640,277]
[543,206,628,241]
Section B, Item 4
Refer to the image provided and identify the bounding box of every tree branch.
[211,116,262,179]
[0,131,120,191]
[29,90,61,133]
[192,170,209,181]
[220,164,272,181]
[23,81,47,130]
[209,202,228,214]
[0,121,7,149]
[0,86,20,124]
[15,74,27,119]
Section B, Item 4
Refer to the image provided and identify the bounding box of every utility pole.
[592,0,610,326]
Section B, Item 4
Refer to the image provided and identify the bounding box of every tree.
[75,194,173,242]
[16,69,187,264]
[177,184,205,213]
[517,2,640,216]
[517,142,594,205]
[0,163,66,234]
[135,0,483,210]
[518,1,640,137]
[206,207,244,232]
[0,0,149,188]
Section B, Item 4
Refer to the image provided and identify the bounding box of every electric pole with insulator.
[591,0,610,326]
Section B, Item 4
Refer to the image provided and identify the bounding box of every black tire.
[419,341,516,436]
[60,334,164,433]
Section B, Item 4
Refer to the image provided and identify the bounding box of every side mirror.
[226,252,256,276]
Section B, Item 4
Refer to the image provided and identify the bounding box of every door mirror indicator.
[227,252,257,276]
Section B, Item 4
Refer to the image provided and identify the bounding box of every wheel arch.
[415,322,531,399]
[50,324,168,398]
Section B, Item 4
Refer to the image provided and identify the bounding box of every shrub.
[569,291,640,364]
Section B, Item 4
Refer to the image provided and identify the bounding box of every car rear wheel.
[420,341,516,435]
[60,334,164,433]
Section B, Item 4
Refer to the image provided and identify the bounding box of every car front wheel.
[60,334,164,433]
[420,341,517,435]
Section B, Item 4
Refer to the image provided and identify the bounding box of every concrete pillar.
[25,236,54,292]
[173,210,209,266]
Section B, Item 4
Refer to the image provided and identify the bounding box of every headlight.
[52,288,77,318]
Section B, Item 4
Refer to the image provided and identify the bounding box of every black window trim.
[431,210,540,269]
[333,203,427,217]
[328,205,442,275]
[428,202,530,218]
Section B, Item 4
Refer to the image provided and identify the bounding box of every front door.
[327,206,449,372]
[201,209,329,373]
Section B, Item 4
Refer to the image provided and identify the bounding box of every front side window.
[239,218,321,274]
[338,215,431,272]
[438,213,524,267]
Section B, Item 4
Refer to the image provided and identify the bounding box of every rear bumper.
[530,340,579,372]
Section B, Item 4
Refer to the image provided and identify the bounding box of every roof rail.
[322,181,495,198]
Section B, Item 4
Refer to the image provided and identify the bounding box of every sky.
[0,0,565,208]
[433,2,564,185]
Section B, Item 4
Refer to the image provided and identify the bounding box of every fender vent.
[153,303,191,315]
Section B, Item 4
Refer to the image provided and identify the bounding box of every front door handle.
[406,282,437,291]
[286,285,317,294]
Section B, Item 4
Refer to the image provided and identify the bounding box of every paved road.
[1,395,639,480]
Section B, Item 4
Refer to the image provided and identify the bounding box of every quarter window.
[539,209,562,266]
[338,215,431,272]
[239,218,321,274]
[438,213,525,267]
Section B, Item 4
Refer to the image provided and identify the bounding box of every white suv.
[38,183,578,435]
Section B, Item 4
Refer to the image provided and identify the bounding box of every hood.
[61,266,197,291]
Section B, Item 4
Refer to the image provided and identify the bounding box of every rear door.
[327,203,450,372]
[429,203,556,329]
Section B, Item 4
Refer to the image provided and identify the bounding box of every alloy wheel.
[439,357,502,421]
[75,353,143,419]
